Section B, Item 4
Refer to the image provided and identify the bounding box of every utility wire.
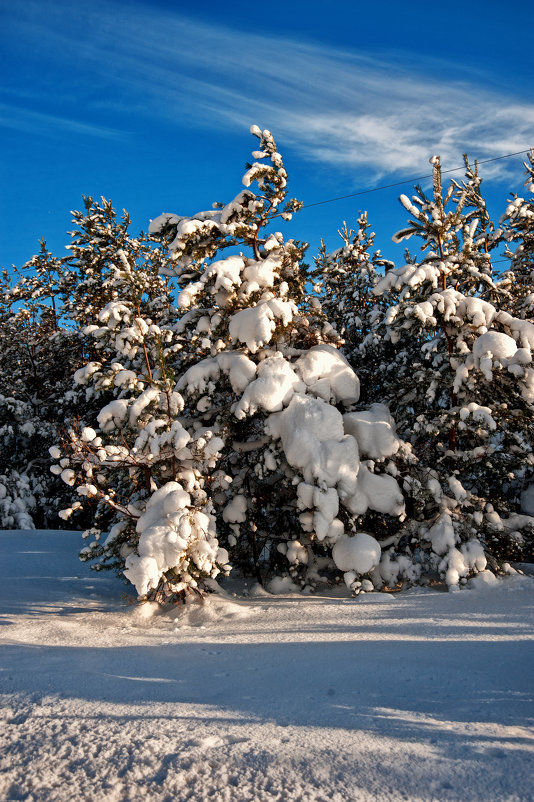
[301,148,533,210]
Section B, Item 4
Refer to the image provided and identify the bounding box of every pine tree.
[0,199,174,531]
[52,238,230,602]
[311,212,393,404]
[498,149,534,319]
[0,245,76,527]
[10,129,532,597]
[146,126,407,597]
[61,197,175,330]
[371,156,534,583]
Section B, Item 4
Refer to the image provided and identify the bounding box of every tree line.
[1,127,533,601]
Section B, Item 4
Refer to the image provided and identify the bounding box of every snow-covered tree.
[372,156,534,581]
[145,126,407,597]
[0,468,36,530]
[51,244,230,602]
[61,196,174,329]
[0,197,177,532]
[7,128,533,598]
[0,245,77,527]
[312,213,390,344]
[312,212,393,404]
[498,149,534,319]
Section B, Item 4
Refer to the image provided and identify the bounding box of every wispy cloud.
[8,1,534,178]
[0,104,125,141]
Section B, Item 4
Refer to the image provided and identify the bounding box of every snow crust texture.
[1,531,534,802]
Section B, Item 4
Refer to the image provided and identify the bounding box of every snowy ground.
[1,531,533,802]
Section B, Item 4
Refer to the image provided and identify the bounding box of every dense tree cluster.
[1,131,533,601]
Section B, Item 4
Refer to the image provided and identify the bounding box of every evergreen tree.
[51,238,229,601]
[6,128,532,598]
[371,156,534,582]
[53,126,408,602]
[0,245,76,527]
[311,212,393,404]
[62,196,172,328]
[0,198,176,531]
[498,149,534,319]
[145,126,407,597]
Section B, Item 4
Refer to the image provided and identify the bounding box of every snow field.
[1,531,534,801]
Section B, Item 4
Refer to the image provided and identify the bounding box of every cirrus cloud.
[4,1,534,179]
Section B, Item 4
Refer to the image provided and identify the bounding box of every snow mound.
[172,593,257,628]
[345,464,405,517]
[229,299,297,353]
[468,570,500,590]
[267,576,301,594]
[332,533,381,575]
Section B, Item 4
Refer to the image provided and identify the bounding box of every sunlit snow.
[1,530,533,801]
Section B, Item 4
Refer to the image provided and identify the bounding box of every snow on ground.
[1,531,533,802]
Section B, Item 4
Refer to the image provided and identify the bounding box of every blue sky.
[1,0,533,272]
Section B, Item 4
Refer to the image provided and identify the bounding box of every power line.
[301,148,533,210]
